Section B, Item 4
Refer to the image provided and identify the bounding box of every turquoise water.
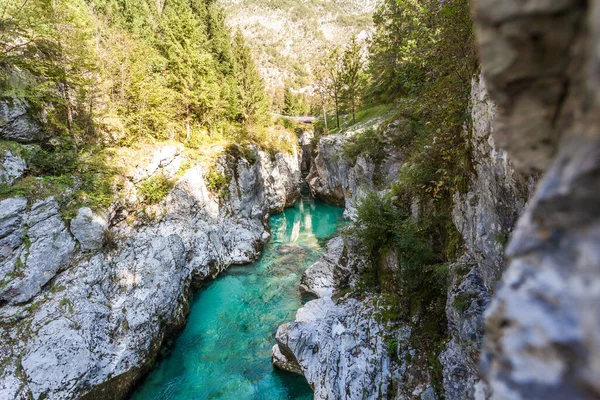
[131,197,344,400]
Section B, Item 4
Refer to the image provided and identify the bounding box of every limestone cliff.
[440,76,534,400]
[474,1,600,398]
[306,115,403,218]
[274,73,533,399]
[0,144,300,399]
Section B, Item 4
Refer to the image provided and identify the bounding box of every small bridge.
[272,113,318,124]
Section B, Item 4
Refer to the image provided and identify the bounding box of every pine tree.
[313,59,330,131]
[156,0,220,139]
[324,47,343,128]
[232,30,269,126]
[282,87,295,116]
[341,35,366,124]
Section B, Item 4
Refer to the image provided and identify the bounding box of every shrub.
[351,191,450,389]
[453,292,473,313]
[138,174,175,204]
[342,128,385,165]
[225,143,258,165]
[29,146,77,177]
[204,167,231,198]
[352,192,437,268]
[386,338,399,357]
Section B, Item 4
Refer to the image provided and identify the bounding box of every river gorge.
[2,1,600,397]
[131,197,343,400]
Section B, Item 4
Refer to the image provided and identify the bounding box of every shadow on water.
[130,196,344,400]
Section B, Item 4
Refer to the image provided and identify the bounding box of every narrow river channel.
[131,196,344,400]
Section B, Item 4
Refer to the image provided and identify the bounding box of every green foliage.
[138,174,175,204]
[59,298,74,313]
[453,292,473,313]
[352,191,452,396]
[0,141,37,160]
[386,338,399,357]
[318,103,393,136]
[352,192,437,266]
[0,175,74,202]
[495,232,509,248]
[225,143,258,165]
[282,87,310,116]
[316,37,368,129]
[0,0,289,218]
[232,30,270,125]
[350,193,402,254]
[205,167,231,198]
[366,0,477,202]
[343,128,385,165]
[29,142,77,177]
[1,0,274,142]
[340,35,368,124]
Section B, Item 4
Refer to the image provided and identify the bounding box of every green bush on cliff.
[138,174,175,204]
[352,192,436,266]
[342,128,385,165]
[351,191,451,395]
[205,168,231,198]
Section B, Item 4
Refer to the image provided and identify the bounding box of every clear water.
[131,197,344,400]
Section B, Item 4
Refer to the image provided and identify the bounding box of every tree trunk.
[321,91,328,132]
[335,95,340,129]
[185,104,191,141]
[63,80,73,133]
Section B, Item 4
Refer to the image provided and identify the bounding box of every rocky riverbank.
[0,144,300,399]
[272,73,535,399]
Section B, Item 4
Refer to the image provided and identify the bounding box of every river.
[131,196,344,400]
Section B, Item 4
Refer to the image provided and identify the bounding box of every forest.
[0,0,290,215]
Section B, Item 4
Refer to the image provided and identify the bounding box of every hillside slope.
[218,0,380,92]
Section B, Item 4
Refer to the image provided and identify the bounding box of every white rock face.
[299,236,346,298]
[0,150,26,184]
[306,117,400,219]
[70,207,107,251]
[473,2,600,398]
[0,146,300,399]
[440,75,534,400]
[0,98,44,143]
[273,236,437,400]
[0,198,76,305]
[275,296,401,400]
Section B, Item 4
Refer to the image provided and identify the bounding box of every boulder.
[0,198,76,305]
[0,151,26,184]
[0,98,44,143]
[70,207,107,252]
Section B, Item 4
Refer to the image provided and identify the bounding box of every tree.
[282,86,309,116]
[0,0,97,137]
[50,0,97,136]
[324,47,343,128]
[156,0,219,140]
[1,0,275,145]
[313,60,329,132]
[232,30,269,126]
[341,35,366,124]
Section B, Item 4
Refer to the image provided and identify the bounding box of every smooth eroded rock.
[70,207,107,251]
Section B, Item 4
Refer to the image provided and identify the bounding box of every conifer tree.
[282,87,295,116]
[232,30,269,126]
[324,47,343,128]
[341,35,366,124]
[313,60,330,131]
